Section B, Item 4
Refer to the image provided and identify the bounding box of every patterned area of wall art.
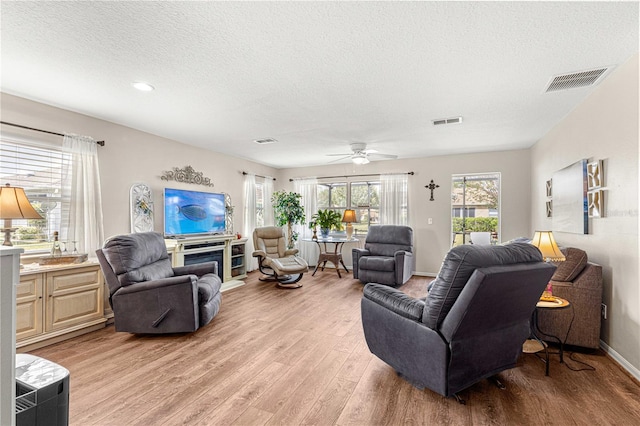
[587,160,605,218]
[545,179,552,217]
[587,160,603,190]
[588,190,604,218]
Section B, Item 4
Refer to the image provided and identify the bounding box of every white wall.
[1,90,532,275]
[0,93,279,241]
[531,54,639,372]
[280,148,532,275]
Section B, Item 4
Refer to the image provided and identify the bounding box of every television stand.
[165,235,247,292]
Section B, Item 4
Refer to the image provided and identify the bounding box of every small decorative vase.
[320,228,330,238]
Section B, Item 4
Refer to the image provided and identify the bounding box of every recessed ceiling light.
[131,81,155,92]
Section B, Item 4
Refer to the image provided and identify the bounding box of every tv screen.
[164,188,226,237]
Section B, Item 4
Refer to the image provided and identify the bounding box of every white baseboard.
[221,279,245,292]
[600,340,640,382]
[412,271,438,278]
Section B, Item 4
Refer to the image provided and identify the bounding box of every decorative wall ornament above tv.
[161,165,214,187]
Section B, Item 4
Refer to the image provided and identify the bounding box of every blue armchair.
[352,225,413,287]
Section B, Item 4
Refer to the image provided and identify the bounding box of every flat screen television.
[164,187,226,238]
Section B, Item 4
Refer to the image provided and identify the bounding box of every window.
[317,180,380,235]
[451,173,500,246]
[0,141,70,252]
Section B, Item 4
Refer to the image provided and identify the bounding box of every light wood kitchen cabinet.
[16,262,106,351]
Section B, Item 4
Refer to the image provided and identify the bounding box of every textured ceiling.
[1,1,638,168]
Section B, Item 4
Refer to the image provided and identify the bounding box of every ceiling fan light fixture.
[352,154,369,165]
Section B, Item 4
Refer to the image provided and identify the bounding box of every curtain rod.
[242,171,276,181]
[289,171,414,182]
[0,121,105,146]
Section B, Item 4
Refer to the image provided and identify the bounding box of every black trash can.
[15,354,70,426]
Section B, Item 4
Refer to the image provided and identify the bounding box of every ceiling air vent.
[544,67,610,93]
[432,116,463,126]
[254,138,277,144]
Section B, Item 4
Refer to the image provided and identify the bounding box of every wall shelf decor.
[587,160,603,190]
[160,165,214,187]
[588,190,604,218]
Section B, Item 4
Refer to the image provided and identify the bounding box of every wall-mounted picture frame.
[546,179,552,197]
[587,160,603,190]
[546,200,553,218]
[588,190,604,218]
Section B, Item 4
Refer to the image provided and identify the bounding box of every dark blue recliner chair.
[361,243,555,401]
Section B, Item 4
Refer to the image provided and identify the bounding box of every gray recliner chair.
[361,243,556,401]
[352,225,413,287]
[96,232,222,334]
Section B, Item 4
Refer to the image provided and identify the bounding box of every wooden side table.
[303,238,358,278]
[524,296,571,376]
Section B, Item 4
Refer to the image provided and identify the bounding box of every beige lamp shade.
[531,230,565,262]
[0,183,43,220]
[342,209,357,240]
[1,183,44,246]
[342,209,357,223]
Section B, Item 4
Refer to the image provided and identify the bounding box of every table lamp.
[342,209,357,240]
[531,230,565,300]
[0,183,43,246]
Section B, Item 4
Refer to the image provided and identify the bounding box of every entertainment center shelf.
[165,235,248,292]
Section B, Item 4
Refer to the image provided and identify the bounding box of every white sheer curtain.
[294,178,318,265]
[243,173,258,271]
[379,173,409,225]
[262,176,274,226]
[60,134,104,257]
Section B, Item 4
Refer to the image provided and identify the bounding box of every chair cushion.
[268,256,308,275]
[364,225,413,257]
[423,243,543,329]
[552,247,588,282]
[101,232,174,286]
[359,256,396,272]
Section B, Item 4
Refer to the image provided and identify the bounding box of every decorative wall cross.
[425,180,440,201]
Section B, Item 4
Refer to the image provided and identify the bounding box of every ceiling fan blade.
[369,153,398,159]
[326,153,352,157]
[327,155,352,164]
[362,149,378,154]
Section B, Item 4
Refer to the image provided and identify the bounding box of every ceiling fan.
[326,143,398,165]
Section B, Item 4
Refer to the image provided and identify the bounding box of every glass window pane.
[330,183,346,207]
[451,173,500,246]
[369,182,380,208]
[317,184,330,207]
[351,183,369,207]
[0,141,69,252]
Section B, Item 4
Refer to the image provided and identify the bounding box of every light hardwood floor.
[29,270,640,425]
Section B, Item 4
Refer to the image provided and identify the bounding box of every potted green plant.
[311,209,343,238]
[271,191,306,249]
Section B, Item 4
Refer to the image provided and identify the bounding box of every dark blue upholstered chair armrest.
[363,283,425,322]
[114,274,197,295]
[394,250,413,285]
[352,248,371,280]
[173,261,217,277]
